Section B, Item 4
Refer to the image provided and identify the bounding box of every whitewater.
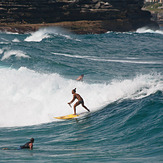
[0,27,163,162]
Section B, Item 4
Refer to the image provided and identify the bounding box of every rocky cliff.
[0,0,159,34]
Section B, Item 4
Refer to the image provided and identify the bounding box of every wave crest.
[24,27,72,42]
[136,27,163,35]
[1,50,30,61]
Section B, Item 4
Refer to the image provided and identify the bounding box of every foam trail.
[0,67,162,127]
[1,50,30,61]
[53,52,162,65]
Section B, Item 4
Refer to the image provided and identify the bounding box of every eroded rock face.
[0,0,159,33]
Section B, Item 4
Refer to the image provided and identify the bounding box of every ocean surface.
[0,27,163,162]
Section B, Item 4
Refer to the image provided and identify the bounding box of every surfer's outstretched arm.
[2,148,8,150]
[29,143,33,150]
[68,94,76,105]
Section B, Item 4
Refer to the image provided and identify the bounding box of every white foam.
[24,27,77,42]
[52,52,162,65]
[136,27,163,35]
[0,42,9,45]
[1,50,30,61]
[12,38,20,42]
[24,28,51,42]
[0,49,4,54]
[0,67,162,127]
[107,27,163,35]
[0,37,9,44]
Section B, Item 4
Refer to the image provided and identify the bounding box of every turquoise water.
[0,27,163,162]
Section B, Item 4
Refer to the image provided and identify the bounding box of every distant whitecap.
[1,50,30,61]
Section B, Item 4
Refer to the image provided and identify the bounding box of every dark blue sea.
[0,27,163,162]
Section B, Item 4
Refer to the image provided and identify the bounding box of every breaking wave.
[0,67,162,127]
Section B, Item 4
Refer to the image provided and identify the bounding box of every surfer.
[76,74,84,81]
[19,138,34,150]
[2,138,34,150]
[68,88,90,115]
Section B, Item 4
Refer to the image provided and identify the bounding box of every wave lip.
[24,28,51,42]
[24,27,72,42]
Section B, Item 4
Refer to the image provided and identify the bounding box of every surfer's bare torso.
[68,88,90,115]
[73,93,83,103]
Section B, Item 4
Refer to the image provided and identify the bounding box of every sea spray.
[24,27,72,42]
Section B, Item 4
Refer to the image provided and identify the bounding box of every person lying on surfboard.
[2,138,34,150]
[68,88,90,115]
[19,138,34,150]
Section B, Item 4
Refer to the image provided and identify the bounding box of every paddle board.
[54,114,80,120]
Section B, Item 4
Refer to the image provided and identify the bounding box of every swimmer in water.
[68,88,90,115]
[76,74,84,81]
[19,138,34,150]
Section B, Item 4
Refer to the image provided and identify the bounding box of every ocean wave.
[1,50,30,61]
[0,42,9,45]
[12,38,20,42]
[0,37,10,44]
[136,27,163,35]
[24,28,51,42]
[0,49,4,54]
[52,52,162,65]
[24,27,79,42]
[107,27,163,35]
[0,67,162,127]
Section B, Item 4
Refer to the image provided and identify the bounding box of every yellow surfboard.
[54,114,80,120]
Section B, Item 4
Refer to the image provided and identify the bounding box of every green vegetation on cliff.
[144,2,163,12]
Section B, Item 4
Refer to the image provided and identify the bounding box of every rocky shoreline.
[0,0,159,34]
[0,20,138,34]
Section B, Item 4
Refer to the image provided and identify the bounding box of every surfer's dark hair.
[73,88,76,92]
[30,138,34,143]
